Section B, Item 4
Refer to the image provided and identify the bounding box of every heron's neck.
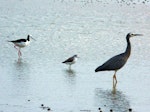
[125,37,131,58]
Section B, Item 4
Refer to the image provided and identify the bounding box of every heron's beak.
[134,34,143,36]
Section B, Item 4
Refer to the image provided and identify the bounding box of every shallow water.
[0,0,150,112]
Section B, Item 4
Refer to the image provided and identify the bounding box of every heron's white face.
[128,33,135,37]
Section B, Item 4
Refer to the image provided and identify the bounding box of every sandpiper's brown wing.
[62,56,74,63]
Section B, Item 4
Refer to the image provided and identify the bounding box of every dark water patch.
[94,88,131,112]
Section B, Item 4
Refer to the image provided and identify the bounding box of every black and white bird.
[95,33,143,87]
[8,35,35,58]
[62,55,78,69]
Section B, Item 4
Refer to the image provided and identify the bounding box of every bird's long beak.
[30,36,36,41]
[134,34,143,36]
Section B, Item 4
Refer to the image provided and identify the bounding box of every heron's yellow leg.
[113,71,117,88]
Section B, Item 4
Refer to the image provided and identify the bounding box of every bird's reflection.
[16,57,23,63]
[94,88,131,112]
[13,59,30,80]
[63,69,76,85]
[11,60,30,96]
[64,69,76,75]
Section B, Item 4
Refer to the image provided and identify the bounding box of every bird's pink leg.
[18,52,20,58]
[14,46,20,57]
[18,50,21,58]
[14,45,18,51]
[19,48,22,56]
[18,48,22,58]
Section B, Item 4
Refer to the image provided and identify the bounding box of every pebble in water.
[129,108,132,112]
[98,108,102,112]
[98,108,101,110]
[110,109,113,112]
[41,104,44,107]
[47,108,51,111]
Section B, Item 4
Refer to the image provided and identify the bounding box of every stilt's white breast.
[15,41,30,48]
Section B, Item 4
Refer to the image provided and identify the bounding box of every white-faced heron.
[95,33,143,87]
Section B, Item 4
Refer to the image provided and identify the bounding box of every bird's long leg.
[18,51,20,58]
[113,71,117,88]
[18,48,22,58]
[14,45,19,51]
[14,46,21,57]
[113,72,117,84]
[112,85,116,94]
[19,48,22,56]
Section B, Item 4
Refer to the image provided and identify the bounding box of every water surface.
[0,0,150,112]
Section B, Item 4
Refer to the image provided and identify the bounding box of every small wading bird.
[95,33,143,88]
[62,55,78,69]
[8,35,35,58]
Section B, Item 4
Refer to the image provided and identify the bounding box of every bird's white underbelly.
[66,58,77,65]
[15,41,30,48]
[66,61,75,65]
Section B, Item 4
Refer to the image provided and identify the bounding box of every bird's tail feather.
[95,66,103,72]
[7,40,12,42]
